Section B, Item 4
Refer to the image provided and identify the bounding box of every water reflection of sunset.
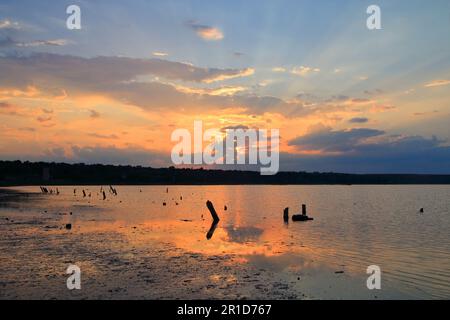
[65,213,339,272]
[2,185,450,298]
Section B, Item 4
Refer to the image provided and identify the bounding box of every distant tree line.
[1,160,450,186]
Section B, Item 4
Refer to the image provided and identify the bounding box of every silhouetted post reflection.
[206,220,219,240]
[205,200,220,240]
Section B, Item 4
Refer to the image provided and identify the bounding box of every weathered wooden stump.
[206,200,220,222]
[292,204,314,221]
[292,215,314,221]
[283,207,289,222]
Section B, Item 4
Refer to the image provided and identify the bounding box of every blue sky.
[1,0,450,173]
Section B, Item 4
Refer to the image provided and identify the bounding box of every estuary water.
[0,185,449,299]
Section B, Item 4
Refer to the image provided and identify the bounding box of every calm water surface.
[1,185,449,299]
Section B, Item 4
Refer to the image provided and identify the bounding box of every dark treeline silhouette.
[1,160,450,186]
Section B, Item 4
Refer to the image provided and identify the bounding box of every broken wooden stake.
[206,200,220,222]
[283,207,289,223]
[292,204,314,221]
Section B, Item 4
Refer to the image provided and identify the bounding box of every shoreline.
[3,183,450,188]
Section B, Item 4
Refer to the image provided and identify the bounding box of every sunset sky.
[1,0,450,173]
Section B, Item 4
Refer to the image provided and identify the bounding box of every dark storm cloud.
[288,128,385,152]
[282,135,450,174]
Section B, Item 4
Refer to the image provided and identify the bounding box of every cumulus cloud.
[0,54,395,119]
[152,52,168,57]
[0,16,69,48]
[291,66,320,76]
[0,53,286,115]
[272,67,286,73]
[187,21,224,40]
[0,19,20,30]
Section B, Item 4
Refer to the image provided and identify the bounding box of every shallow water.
[0,185,449,299]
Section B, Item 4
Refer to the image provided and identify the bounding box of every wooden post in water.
[302,204,307,216]
[283,207,289,222]
[206,200,220,223]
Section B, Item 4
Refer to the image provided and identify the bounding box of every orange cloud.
[203,68,254,83]
[424,80,450,88]
[187,21,224,41]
